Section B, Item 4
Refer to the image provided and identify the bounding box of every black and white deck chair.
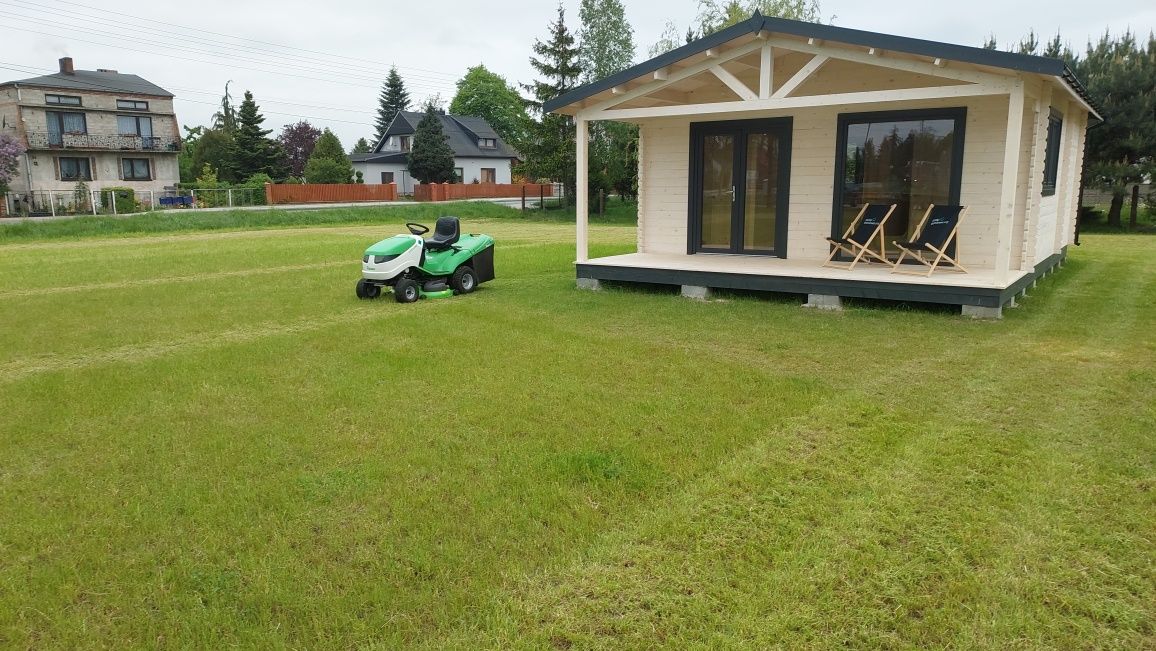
[823,203,897,270]
[891,204,969,276]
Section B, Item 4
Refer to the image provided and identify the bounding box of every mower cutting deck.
[356,216,495,303]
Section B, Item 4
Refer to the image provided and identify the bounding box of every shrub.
[99,187,138,214]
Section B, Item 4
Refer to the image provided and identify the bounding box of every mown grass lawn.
[0,206,1152,649]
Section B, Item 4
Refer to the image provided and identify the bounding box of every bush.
[99,187,139,214]
[304,158,353,184]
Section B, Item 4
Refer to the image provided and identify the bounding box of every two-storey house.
[351,111,518,194]
[0,58,180,212]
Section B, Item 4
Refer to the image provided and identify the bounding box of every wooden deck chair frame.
[891,204,970,276]
[822,203,897,270]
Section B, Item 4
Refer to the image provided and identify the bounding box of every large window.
[122,158,151,180]
[46,111,87,146]
[58,157,92,181]
[117,115,153,137]
[1042,109,1062,196]
[833,108,966,248]
[381,171,395,184]
[480,168,496,183]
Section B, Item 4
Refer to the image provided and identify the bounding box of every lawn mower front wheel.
[355,278,381,300]
[394,278,419,303]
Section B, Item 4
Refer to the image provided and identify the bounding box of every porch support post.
[575,117,589,263]
[759,43,773,99]
[994,80,1025,282]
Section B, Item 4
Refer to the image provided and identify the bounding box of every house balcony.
[25,132,180,152]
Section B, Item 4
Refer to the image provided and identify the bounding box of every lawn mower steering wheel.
[406,222,430,235]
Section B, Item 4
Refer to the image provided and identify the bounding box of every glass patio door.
[690,118,792,257]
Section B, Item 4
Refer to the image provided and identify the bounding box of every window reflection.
[840,117,957,245]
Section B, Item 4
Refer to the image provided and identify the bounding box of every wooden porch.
[577,251,1064,309]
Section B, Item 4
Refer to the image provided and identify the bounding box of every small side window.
[1042,109,1063,197]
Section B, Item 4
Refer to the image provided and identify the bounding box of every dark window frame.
[45,94,82,106]
[58,156,93,181]
[479,138,497,149]
[116,99,149,111]
[1041,108,1062,197]
[117,114,153,136]
[380,171,394,184]
[121,157,151,181]
[831,106,967,245]
[687,117,793,258]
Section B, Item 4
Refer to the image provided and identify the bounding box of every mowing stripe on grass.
[0,302,451,383]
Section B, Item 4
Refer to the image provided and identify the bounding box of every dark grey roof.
[449,115,500,140]
[544,13,1101,119]
[1,70,173,97]
[373,111,517,159]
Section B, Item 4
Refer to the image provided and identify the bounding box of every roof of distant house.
[2,68,173,98]
[366,111,518,160]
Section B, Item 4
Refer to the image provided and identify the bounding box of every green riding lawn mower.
[356,216,495,303]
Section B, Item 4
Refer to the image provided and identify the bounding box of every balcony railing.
[25,131,180,152]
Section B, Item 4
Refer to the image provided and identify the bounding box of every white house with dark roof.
[546,14,1101,318]
[351,111,518,194]
[0,57,180,212]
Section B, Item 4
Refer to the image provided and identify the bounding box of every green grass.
[0,201,592,243]
[0,210,1152,649]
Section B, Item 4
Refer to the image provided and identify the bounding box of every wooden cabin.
[545,14,1101,317]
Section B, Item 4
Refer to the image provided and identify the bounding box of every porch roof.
[544,13,1101,121]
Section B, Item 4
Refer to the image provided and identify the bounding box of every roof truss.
[575,33,1018,122]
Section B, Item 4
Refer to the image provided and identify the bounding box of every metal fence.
[2,187,267,217]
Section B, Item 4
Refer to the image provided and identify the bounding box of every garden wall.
[413,183,553,202]
[265,183,397,204]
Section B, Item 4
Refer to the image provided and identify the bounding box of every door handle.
[731,185,736,202]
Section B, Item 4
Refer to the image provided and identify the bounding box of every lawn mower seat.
[424,216,460,251]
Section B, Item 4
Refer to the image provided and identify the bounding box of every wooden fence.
[265,183,397,205]
[413,183,554,202]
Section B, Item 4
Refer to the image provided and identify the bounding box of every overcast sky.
[2,0,1152,147]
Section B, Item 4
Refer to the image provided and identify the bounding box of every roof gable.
[544,13,1098,119]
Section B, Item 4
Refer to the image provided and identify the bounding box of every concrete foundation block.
[804,294,843,311]
[681,285,713,300]
[576,277,602,291]
[962,304,1003,319]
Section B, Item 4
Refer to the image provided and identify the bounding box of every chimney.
[59,57,74,75]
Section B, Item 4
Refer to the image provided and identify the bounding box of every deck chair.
[823,203,897,270]
[891,204,969,276]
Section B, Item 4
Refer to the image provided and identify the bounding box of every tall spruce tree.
[522,3,582,201]
[578,0,639,203]
[407,103,456,184]
[233,91,288,180]
[375,66,411,143]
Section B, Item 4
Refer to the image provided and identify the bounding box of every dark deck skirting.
[577,248,1067,309]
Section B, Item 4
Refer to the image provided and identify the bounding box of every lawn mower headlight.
[373,254,397,264]
[363,255,370,263]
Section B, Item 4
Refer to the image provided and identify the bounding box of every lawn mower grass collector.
[356,216,495,303]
